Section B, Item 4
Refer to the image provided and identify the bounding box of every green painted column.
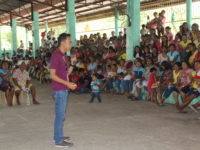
[186,0,192,30]
[66,0,76,49]
[25,27,29,49]
[45,21,48,34]
[115,8,119,37]
[32,12,40,58]
[126,0,140,61]
[11,19,17,54]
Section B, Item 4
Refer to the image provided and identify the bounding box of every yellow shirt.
[179,40,192,52]
[189,50,198,64]
[192,32,198,41]
[118,53,126,60]
[192,71,198,88]
[194,40,200,47]
[173,70,180,84]
[78,63,85,69]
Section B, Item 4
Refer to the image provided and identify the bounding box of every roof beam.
[17,0,125,23]
[0,0,116,23]
[0,8,30,21]
[19,0,65,11]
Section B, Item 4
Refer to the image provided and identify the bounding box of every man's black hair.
[57,33,71,47]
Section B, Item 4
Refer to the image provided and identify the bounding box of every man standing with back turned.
[50,33,76,148]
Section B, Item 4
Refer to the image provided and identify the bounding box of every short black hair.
[174,62,181,68]
[92,73,98,78]
[169,43,176,48]
[188,43,196,48]
[150,67,157,73]
[2,60,8,65]
[57,33,71,47]
[161,61,172,71]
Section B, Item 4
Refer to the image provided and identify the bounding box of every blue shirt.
[91,80,100,92]
[0,69,8,84]
[167,51,180,63]
[133,67,144,79]
[88,62,97,72]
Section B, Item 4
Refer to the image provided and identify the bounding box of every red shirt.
[148,73,156,88]
[155,41,161,53]
[69,75,80,82]
[195,52,200,61]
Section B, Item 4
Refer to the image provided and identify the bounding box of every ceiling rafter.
[0,8,30,21]
[19,0,125,21]
[19,0,65,11]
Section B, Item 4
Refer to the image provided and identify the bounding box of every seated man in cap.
[12,61,40,105]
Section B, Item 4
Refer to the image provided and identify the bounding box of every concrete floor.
[0,81,200,150]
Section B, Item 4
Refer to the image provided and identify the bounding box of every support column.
[32,12,40,58]
[25,27,29,49]
[186,0,192,30]
[66,0,76,52]
[11,19,17,53]
[115,8,119,37]
[126,0,140,61]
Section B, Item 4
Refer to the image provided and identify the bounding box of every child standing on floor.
[147,67,158,103]
[89,73,102,103]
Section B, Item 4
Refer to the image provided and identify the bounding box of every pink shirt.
[155,41,161,53]
[164,32,173,41]
[179,69,193,85]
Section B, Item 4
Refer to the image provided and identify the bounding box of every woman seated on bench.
[0,61,14,106]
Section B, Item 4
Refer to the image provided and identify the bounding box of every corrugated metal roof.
[0,0,198,27]
[0,0,31,15]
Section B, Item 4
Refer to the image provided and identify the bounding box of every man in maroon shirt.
[50,33,76,148]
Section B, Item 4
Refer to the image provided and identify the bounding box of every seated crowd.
[0,17,200,115]
[0,60,40,106]
[69,21,200,114]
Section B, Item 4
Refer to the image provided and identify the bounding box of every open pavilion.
[0,1,200,150]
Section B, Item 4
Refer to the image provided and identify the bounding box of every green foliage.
[2,30,11,44]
